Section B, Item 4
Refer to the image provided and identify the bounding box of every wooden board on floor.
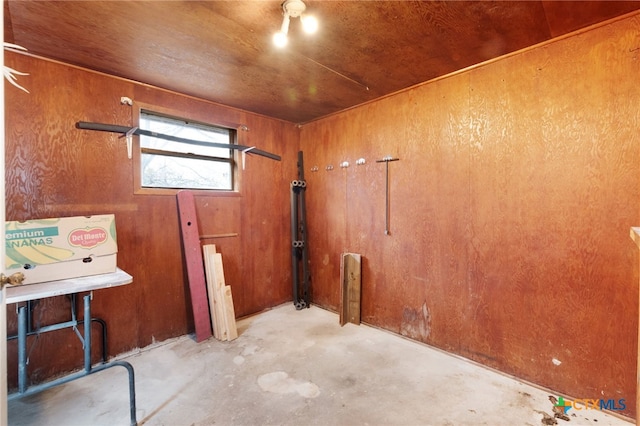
[221,285,238,340]
[203,244,221,339]
[203,245,237,341]
[340,253,362,326]
[177,190,213,342]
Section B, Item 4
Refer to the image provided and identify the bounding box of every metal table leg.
[17,304,26,394]
[84,294,91,372]
[9,293,138,426]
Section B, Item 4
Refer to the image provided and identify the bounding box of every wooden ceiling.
[5,1,640,124]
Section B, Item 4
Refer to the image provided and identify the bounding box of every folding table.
[6,268,137,426]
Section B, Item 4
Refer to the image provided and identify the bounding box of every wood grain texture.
[5,10,640,419]
[301,121,348,310]
[6,1,639,123]
[301,14,640,419]
[4,52,295,390]
[177,190,213,342]
[340,253,361,326]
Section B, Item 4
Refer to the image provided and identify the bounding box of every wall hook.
[326,165,334,171]
[356,158,366,165]
[340,161,350,168]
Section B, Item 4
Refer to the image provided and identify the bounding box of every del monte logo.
[68,227,108,249]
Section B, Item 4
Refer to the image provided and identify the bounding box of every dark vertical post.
[291,151,311,309]
[290,180,299,306]
[298,151,311,307]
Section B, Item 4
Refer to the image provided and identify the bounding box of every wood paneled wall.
[301,14,640,419]
[4,12,640,420]
[4,52,297,389]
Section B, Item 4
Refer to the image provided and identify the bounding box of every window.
[138,110,236,191]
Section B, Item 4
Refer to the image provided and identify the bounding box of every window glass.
[139,110,234,190]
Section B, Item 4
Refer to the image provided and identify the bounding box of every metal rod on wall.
[75,121,281,161]
[376,156,399,235]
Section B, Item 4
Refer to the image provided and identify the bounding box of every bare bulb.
[301,15,318,34]
[273,31,288,48]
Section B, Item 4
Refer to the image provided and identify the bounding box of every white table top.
[5,268,133,304]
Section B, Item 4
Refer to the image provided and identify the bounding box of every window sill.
[134,187,242,197]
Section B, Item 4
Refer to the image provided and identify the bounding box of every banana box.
[5,214,118,285]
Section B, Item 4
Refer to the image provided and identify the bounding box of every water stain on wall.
[400,301,431,342]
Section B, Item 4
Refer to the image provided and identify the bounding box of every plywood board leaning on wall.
[177,190,213,342]
[203,244,237,341]
[340,253,362,326]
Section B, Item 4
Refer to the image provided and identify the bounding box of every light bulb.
[301,15,318,34]
[273,31,288,48]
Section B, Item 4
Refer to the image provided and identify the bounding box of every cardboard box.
[5,214,118,285]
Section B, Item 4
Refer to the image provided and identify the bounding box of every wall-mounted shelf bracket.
[75,121,281,161]
[123,127,137,160]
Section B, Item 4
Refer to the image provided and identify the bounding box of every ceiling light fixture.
[273,0,318,48]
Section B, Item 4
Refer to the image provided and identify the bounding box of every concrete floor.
[8,304,633,426]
